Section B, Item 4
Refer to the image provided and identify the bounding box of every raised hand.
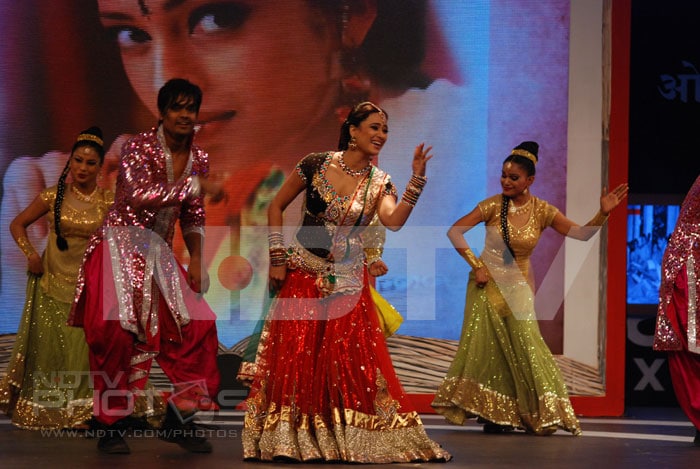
[600,183,629,215]
[411,143,433,177]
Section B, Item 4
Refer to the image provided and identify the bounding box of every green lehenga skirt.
[0,274,92,429]
[431,277,582,435]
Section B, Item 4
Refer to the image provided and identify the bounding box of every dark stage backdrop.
[629,0,700,198]
[624,0,700,408]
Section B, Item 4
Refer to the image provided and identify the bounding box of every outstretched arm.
[551,183,629,240]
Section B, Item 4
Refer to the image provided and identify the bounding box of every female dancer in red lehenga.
[242,102,450,463]
[654,174,700,447]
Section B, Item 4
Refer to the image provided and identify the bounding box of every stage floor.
[1,406,697,468]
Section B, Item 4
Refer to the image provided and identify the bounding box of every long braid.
[500,195,515,264]
[54,159,71,251]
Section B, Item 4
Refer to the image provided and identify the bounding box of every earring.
[348,136,358,150]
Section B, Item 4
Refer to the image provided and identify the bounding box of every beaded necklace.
[338,151,371,177]
[71,184,98,203]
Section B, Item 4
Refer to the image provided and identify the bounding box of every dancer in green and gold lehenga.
[0,127,112,429]
[431,141,628,436]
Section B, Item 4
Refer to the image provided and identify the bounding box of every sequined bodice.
[478,194,558,280]
[294,152,396,260]
[40,185,113,303]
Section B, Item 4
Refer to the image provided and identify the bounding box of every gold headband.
[77,133,103,147]
[510,149,537,165]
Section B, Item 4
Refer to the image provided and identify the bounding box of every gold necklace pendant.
[71,184,98,203]
[509,197,532,215]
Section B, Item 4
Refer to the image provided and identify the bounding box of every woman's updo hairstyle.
[54,126,105,251]
[499,141,539,264]
[337,101,388,151]
[503,140,538,176]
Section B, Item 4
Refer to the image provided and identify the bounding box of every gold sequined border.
[1,395,92,430]
[243,405,450,463]
[1,364,166,430]
[432,376,581,435]
[687,256,698,353]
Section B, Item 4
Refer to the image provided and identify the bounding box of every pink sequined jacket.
[654,175,700,353]
[69,126,207,338]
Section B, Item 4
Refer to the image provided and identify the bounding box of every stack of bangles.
[268,232,286,267]
[400,174,427,207]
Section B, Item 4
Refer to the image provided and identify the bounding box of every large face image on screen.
[0,0,608,397]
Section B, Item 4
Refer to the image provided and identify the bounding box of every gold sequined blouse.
[478,194,559,289]
[39,185,113,303]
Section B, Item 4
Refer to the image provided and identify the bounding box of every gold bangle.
[588,210,610,226]
[458,248,485,270]
[17,236,37,258]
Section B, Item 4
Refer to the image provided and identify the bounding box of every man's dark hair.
[157,78,203,115]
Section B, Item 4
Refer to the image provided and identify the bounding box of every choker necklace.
[509,197,532,215]
[71,184,98,203]
[338,152,371,177]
